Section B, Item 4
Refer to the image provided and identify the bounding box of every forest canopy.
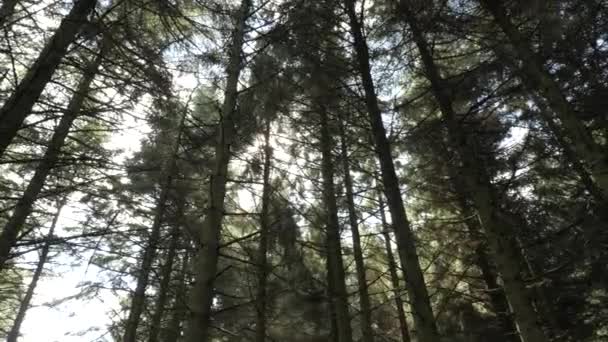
[0,0,607,341]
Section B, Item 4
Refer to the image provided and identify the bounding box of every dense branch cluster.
[0,0,606,342]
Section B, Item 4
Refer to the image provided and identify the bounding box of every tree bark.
[399,4,549,342]
[377,192,411,342]
[122,109,186,342]
[0,50,103,271]
[474,247,520,341]
[6,199,65,342]
[148,216,182,342]
[164,252,190,342]
[343,1,440,341]
[339,121,374,342]
[319,108,353,342]
[0,0,97,158]
[466,218,520,342]
[327,262,340,342]
[254,119,272,342]
[516,237,560,340]
[0,0,19,29]
[479,0,608,199]
[534,98,606,204]
[183,1,249,341]
[449,169,519,341]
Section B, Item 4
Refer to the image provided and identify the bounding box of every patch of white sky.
[18,207,122,342]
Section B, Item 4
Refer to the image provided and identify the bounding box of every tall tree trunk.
[327,263,341,342]
[254,119,272,342]
[0,0,97,158]
[449,170,519,341]
[148,215,182,342]
[516,237,560,340]
[339,122,374,342]
[377,192,411,342]
[343,1,440,341]
[0,50,103,271]
[183,1,249,341]
[463,208,520,341]
[122,110,186,342]
[399,5,549,342]
[6,199,65,342]
[164,252,190,342]
[473,245,519,342]
[479,0,608,199]
[319,108,353,342]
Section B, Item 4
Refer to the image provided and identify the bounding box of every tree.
[254,119,272,342]
[1,0,607,341]
[377,190,412,342]
[184,1,251,340]
[397,3,548,341]
[0,0,98,158]
[148,200,184,342]
[343,1,440,341]
[478,0,608,200]
[0,46,104,270]
[318,101,353,342]
[0,0,19,28]
[122,106,186,342]
[6,198,65,342]
[339,119,374,342]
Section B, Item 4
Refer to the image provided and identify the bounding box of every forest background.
[0,0,606,342]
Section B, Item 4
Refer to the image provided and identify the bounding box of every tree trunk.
[0,0,19,28]
[327,262,340,342]
[474,246,519,341]
[164,252,190,342]
[377,192,411,342]
[516,237,560,340]
[122,109,186,342]
[339,121,374,342]
[399,5,549,342]
[148,217,182,342]
[0,50,102,271]
[450,172,519,341]
[254,119,272,342]
[183,1,249,341]
[479,0,608,199]
[6,199,65,342]
[343,1,440,341]
[0,0,97,158]
[319,108,353,342]
[534,98,606,204]
[467,221,520,342]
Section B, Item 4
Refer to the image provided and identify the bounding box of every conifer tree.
[397,3,548,341]
[343,1,440,340]
[185,1,250,340]
[1,1,607,341]
[0,0,98,157]
[0,46,104,270]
